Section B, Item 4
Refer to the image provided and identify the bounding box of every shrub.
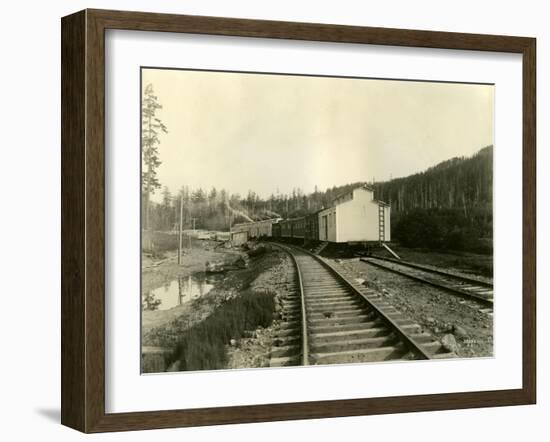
[168,289,275,371]
[393,208,492,254]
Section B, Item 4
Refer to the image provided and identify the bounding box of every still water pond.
[142,273,223,311]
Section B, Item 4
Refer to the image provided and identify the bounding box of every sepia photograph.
[140,67,494,374]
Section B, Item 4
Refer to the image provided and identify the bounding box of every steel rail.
[368,254,493,288]
[273,243,310,366]
[362,257,493,307]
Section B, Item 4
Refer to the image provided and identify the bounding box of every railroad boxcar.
[230,230,248,246]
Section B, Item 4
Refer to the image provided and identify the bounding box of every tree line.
[144,146,493,254]
[373,146,493,216]
[374,146,493,253]
[144,185,354,232]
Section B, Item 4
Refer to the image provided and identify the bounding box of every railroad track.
[269,244,453,367]
[362,255,493,316]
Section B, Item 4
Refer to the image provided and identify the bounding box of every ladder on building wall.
[378,205,385,243]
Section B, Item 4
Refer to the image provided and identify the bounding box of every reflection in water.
[142,273,221,311]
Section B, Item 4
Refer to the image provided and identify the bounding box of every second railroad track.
[362,255,493,315]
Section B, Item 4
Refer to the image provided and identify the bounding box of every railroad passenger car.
[304,210,321,242]
[291,217,305,239]
[279,218,306,239]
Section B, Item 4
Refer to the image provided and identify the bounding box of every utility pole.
[178,193,183,265]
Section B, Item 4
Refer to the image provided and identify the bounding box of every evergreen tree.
[142,84,168,229]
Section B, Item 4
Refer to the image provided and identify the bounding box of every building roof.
[331,184,373,204]
[232,218,280,228]
[330,184,390,207]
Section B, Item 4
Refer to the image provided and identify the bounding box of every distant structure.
[230,185,391,245]
[230,218,281,245]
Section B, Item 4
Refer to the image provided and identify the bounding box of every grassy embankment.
[155,244,281,371]
[166,289,275,371]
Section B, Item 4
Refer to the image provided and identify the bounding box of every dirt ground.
[142,242,241,295]
[141,243,243,333]
[331,257,493,358]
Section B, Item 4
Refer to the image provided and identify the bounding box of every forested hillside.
[145,146,493,253]
[374,146,493,252]
[373,146,493,215]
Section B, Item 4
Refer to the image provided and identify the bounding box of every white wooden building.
[318,186,390,243]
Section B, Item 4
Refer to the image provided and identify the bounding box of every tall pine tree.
[142,83,168,230]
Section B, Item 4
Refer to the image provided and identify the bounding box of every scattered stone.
[230,339,237,346]
[234,256,248,269]
[452,325,468,339]
[322,255,493,359]
[205,260,226,273]
[442,334,459,353]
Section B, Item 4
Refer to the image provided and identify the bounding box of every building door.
[322,215,328,240]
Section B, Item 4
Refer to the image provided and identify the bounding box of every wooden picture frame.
[61,8,536,433]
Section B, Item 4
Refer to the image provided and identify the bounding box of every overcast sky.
[142,68,494,202]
